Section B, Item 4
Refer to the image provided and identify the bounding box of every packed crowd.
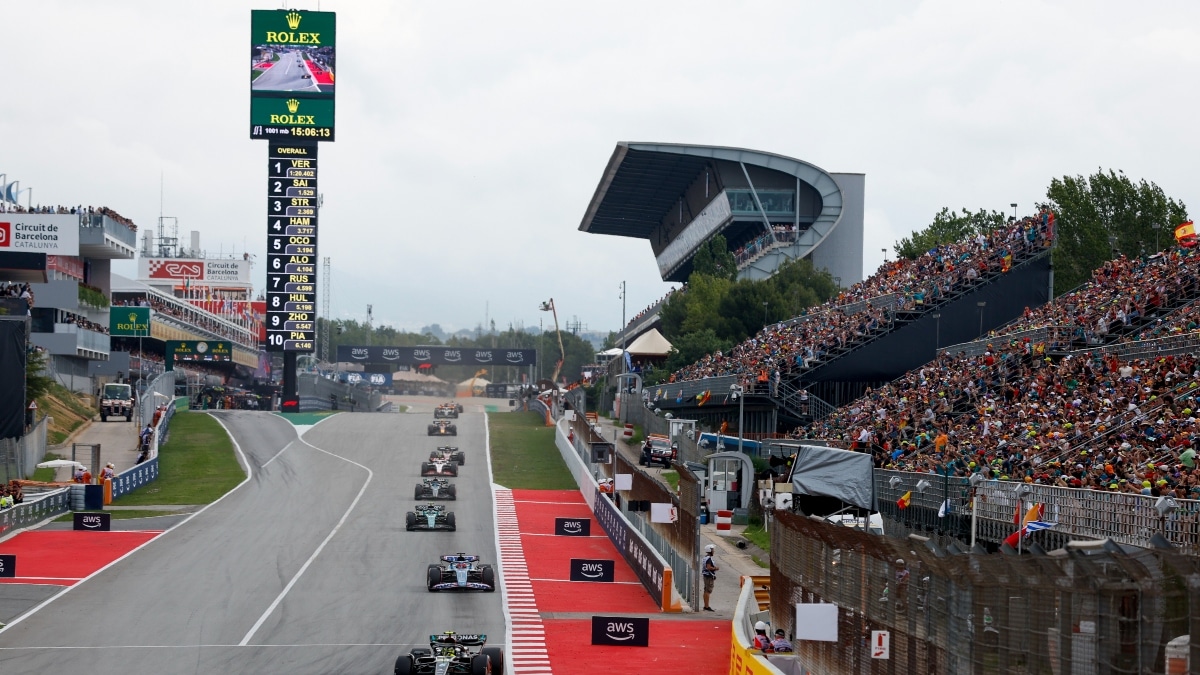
[982,246,1200,349]
[670,212,1056,385]
[0,481,23,509]
[61,310,108,334]
[799,331,1200,497]
[733,225,798,265]
[0,203,137,229]
[623,285,685,330]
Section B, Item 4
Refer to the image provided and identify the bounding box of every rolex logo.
[286,11,303,30]
[128,312,138,322]
[287,99,300,114]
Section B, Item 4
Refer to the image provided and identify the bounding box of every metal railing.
[137,370,180,429]
[0,487,71,539]
[875,467,1200,555]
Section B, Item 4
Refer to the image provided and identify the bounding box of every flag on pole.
[1004,504,1047,548]
[896,491,912,509]
[937,499,951,518]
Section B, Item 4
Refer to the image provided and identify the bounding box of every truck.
[100,383,134,422]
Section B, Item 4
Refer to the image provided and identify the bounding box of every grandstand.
[580,143,864,346]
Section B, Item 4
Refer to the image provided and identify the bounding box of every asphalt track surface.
[0,411,505,675]
[252,50,321,93]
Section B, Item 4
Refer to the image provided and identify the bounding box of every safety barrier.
[553,417,679,609]
[716,509,733,531]
[730,576,790,675]
[0,488,71,539]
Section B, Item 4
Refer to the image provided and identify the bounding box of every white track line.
[0,413,254,636]
[494,488,552,674]
[238,429,374,646]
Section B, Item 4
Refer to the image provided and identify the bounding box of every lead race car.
[430,446,465,465]
[406,503,457,531]
[421,456,459,477]
[428,420,458,436]
[395,632,504,675]
[427,553,496,592]
[415,477,457,500]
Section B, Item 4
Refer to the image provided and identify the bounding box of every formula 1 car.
[415,477,457,500]
[427,554,496,592]
[428,420,458,436]
[421,457,459,477]
[434,404,459,419]
[406,503,456,531]
[394,632,504,675]
[430,446,466,465]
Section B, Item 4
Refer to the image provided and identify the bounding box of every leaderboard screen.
[250,9,336,141]
[265,141,318,352]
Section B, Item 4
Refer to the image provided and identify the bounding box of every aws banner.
[337,345,537,366]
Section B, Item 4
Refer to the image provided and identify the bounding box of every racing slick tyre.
[405,512,417,531]
[471,654,490,675]
[482,565,495,591]
[427,564,441,591]
[415,484,424,500]
[455,453,465,466]
[481,647,505,674]
[420,462,433,475]
[446,512,456,531]
[448,464,459,477]
[447,484,457,500]
[394,654,414,675]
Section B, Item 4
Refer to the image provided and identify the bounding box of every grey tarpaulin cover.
[789,444,874,510]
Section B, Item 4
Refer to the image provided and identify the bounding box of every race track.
[0,411,505,675]
[252,50,321,93]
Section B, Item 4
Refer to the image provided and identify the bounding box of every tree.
[692,234,738,281]
[894,207,1007,260]
[768,257,838,318]
[26,348,54,403]
[1046,169,1189,294]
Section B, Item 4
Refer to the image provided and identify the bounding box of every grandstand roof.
[578,142,843,239]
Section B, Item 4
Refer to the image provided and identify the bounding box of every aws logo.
[590,615,649,647]
[382,348,400,360]
[506,351,525,364]
[413,349,431,361]
[350,348,368,360]
[443,350,462,363]
[474,350,493,363]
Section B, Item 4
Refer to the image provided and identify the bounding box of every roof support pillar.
[739,162,775,238]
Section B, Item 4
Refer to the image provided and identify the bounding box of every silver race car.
[427,553,496,592]
[415,477,457,500]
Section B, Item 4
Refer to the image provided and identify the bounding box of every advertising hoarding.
[336,345,538,366]
[0,214,80,255]
[138,258,253,284]
[109,307,151,337]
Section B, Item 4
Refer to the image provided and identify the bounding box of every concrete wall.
[809,172,865,287]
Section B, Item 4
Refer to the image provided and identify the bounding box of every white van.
[825,513,884,536]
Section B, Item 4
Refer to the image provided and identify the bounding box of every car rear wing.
[440,554,479,562]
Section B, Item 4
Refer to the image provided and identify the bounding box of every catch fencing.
[771,509,1200,675]
[876,468,1200,554]
[137,370,180,428]
[0,414,48,483]
[610,448,702,609]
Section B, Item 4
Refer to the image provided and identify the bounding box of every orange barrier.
[103,478,112,505]
[717,509,733,531]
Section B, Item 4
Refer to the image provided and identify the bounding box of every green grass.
[31,453,61,482]
[277,411,339,426]
[488,411,576,490]
[743,522,771,553]
[112,412,244,506]
[661,470,679,491]
[55,510,183,522]
[750,554,769,569]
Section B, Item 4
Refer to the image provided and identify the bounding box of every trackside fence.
[770,509,1200,675]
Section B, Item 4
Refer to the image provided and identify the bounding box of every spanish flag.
[1001,253,1013,272]
[896,491,912,509]
[1176,221,1197,248]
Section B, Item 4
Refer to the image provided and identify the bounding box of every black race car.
[415,477,457,500]
[421,457,459,477]
[428,420,458,436]
[434,404,459,419]
[427,553,496,592]
[430,446,466,465]
[406,503,456,531]
[395,632,504,675]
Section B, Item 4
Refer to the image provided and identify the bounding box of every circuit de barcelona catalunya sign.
[336,345,537,366]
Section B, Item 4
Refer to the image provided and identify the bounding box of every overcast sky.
[4,1,1198,336]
